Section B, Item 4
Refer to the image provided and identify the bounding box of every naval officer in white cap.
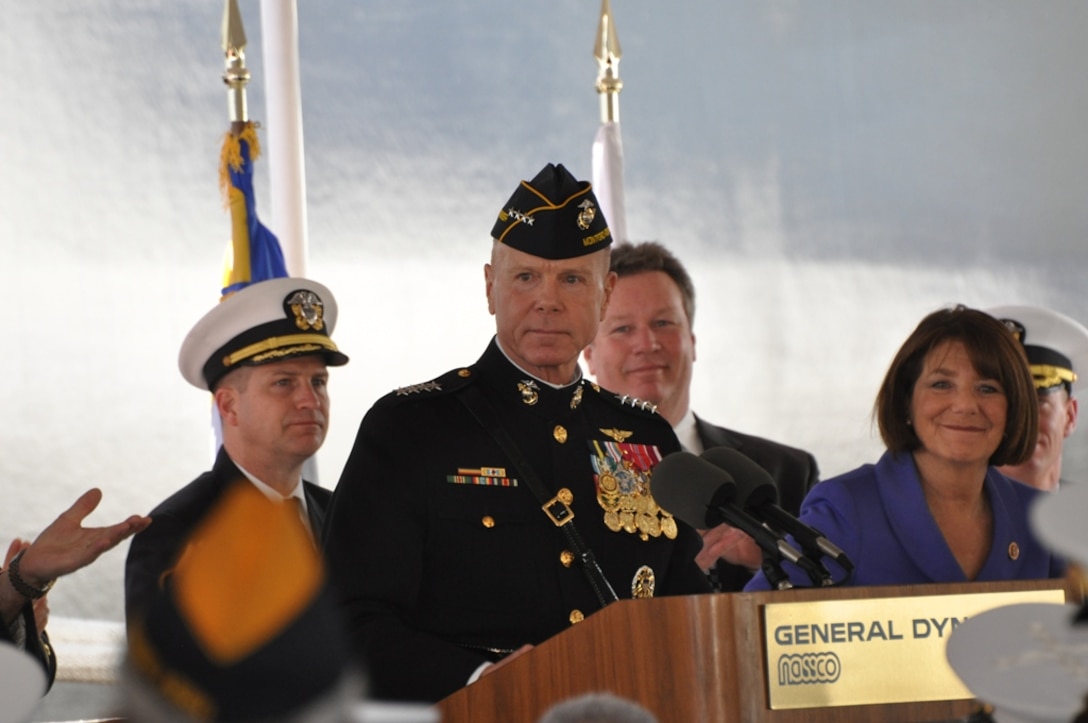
[124,278,348,621]
[988,305,1088,491]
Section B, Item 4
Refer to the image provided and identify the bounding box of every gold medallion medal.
[660,513,678,540]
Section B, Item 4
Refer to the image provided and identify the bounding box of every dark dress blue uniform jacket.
[323,338,709,703]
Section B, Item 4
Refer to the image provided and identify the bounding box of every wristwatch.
[7,550,55,600]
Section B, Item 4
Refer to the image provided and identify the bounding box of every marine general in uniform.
[323,163,709,703]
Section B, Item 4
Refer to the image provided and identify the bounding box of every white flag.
[592,120,628,245]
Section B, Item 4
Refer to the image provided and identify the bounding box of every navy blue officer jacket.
[323,338,709,703]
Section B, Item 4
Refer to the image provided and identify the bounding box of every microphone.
[700,447,853,576]
[652,452,815,587]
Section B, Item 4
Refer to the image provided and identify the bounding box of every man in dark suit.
[124,277,349,620]
[584,242,819,591]
[323,164,709,704]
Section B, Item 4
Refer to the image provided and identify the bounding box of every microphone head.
[699,447,778,508]
[651,451,737,529]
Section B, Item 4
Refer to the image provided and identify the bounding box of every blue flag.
[219,122,287,296]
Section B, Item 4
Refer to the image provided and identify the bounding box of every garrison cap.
[124,482,352,721]
[179,277,349,391]
[987,305,1088,395]
[491,163,612,259]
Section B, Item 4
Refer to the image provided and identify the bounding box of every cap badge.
[518,380,540,406]
[285,290,325,331]
[576,199,596,230]
[999,318,1026,343]
[503,207,535,226]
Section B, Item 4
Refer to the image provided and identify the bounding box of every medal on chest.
[589,440,678,541]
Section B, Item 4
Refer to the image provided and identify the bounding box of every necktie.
[284,497,315,547]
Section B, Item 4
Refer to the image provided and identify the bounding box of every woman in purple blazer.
[746,305,1063,590]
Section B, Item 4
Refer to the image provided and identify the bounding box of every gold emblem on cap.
[632,565,656,599]
[569,609,584,624]
[576,199,596,230]
[1008,541,1020,560]
[600,428,633,443]
[518,380,539,406]
[286,290,326,331]
[554,425,568,444]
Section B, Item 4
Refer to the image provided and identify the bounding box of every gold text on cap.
[553,426,568,444]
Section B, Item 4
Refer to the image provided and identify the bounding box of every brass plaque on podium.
[761,589,1064,709]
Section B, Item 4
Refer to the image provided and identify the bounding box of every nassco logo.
[777,652,842,686]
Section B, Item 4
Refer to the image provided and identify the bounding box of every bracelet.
[7,550,54,600]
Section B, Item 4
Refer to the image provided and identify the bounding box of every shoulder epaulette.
[586,382,661,416]
[382,366,476,404]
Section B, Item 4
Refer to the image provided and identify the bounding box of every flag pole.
[259,0,309,278]
[256,0,319,482]
[220,0,287,298]
[591,0,628,244]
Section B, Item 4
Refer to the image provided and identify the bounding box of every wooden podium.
[436,579,1070,723]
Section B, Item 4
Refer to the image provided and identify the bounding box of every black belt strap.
[459,384,619,609]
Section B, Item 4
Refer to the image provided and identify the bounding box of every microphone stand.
[760,555,793,590]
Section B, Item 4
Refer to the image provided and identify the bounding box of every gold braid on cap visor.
[223,334,340,368]
[1030,363,1077,390]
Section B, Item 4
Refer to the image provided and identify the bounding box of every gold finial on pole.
[222,0,250,126]
[593,0,623,124]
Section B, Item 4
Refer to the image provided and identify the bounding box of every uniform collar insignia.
[518,379,540,406]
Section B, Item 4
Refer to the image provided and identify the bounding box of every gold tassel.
[217,121,262,208]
